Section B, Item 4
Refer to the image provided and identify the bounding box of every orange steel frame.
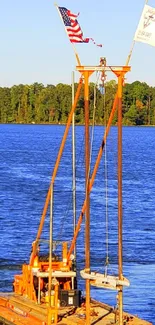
[74,65,130,325]
[13,61,130,325]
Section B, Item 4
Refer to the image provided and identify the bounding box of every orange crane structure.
[0,59,152,325]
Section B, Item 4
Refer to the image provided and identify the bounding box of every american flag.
[58,6,102,47]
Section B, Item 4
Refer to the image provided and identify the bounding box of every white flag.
[134,4,155,47]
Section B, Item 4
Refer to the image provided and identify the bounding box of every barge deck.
[0,293,152,325]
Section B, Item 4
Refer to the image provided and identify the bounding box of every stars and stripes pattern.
[58,6,102,47]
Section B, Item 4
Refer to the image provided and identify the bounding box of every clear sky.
[0,0,155,87]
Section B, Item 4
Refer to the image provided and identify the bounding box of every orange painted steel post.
[47,307,52,325]
[110,66,130,325]
[48,181,54,325]
[67,93,118,260]
[110,67,130,325]
[54,283,59,324]
[30,77,83,266]
[84,71,91,325]
[117,72,123,325]
[62,242,68,265]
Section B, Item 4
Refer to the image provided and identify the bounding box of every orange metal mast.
[83,70,93,325]
[117,71,124,325]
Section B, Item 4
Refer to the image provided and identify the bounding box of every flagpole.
[125,40,135,66]
[54,3,81,66]
[126,0,149,66]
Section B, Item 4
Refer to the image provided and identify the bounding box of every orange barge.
[0,293,152,325]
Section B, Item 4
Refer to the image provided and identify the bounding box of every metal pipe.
[72,71,76,259]
[48,183,53,305]
[117,73,123,325]
[47,182,54,325]
[84,71,90,325]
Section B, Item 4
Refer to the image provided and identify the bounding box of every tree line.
[0,80,155,125]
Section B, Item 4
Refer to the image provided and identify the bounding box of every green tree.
[0,87,11,123]
[1,79,155,126]
[55,84,72,123]
[123,104,137,125]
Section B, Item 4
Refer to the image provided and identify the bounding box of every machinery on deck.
[13,241,80,309]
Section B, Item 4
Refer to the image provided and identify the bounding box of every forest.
[0,80,155,126]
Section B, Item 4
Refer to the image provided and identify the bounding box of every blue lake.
[0,124,155,323]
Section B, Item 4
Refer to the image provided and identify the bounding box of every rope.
[104,82,109,274]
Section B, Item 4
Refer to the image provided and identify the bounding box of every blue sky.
[0,0,155,87]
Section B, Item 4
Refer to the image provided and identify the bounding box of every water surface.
[0,124,154,323]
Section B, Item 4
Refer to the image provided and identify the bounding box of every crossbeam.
[76,66,131,73]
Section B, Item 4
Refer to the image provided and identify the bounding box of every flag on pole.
[57,6,102,47]
[134,4,155,47]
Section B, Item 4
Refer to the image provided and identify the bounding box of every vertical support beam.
[54,283,59,325]
[38,276,41,304]
[72,71,76,258]
[84,71,90,325]
[117,73,123,325]
[48,182,54,325]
